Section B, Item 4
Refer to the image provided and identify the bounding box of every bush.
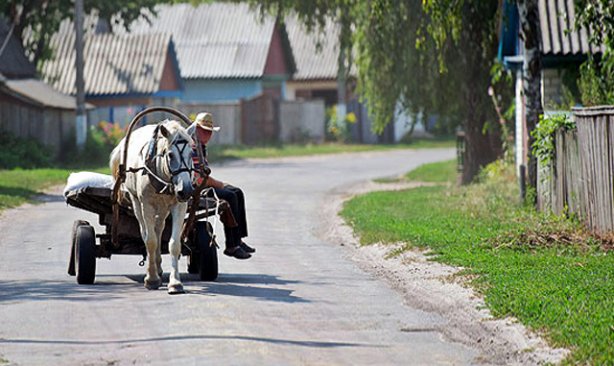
[59,122,124,167]
[0,131,52,169]
[579,56,614,106]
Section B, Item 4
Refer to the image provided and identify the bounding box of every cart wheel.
[196,222,218,281]
[75,224,97,285]
[68,220,89,276]
[187,252,200,274]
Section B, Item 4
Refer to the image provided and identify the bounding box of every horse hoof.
[144,278,161,290]
[168,284,185,295]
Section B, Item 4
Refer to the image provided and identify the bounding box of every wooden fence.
[538,106,614,234]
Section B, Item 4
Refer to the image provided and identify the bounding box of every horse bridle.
[136,124,195,195]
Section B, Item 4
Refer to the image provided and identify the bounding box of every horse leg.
[139,203,162,290]
[167,202,187,294]
[155,221,164,278]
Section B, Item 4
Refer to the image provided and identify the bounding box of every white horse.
[110,120,194,294]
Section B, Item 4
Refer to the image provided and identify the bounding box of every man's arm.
[206,176,225,190]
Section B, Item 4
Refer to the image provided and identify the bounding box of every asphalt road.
[0,148,478,366]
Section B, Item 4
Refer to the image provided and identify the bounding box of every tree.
[422,0,504,183]
[0,0,167,68]
[250,0,506,183]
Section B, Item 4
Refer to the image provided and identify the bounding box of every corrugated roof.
[0,18,37,79]
[2,78,85,110]
[284,16,340,81]
[127,3,276,79]
[41,19,173,96]
[539,0,604,56]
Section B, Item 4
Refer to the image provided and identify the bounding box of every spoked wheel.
[75,224,97,284]
[68,220,89,276]
[194,222,218,281]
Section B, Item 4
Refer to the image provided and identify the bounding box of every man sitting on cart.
[187,112,255,260]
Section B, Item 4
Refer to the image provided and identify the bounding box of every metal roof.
[41,19,174,96]
[284,16,340,81]
[127,3,276,79]
[2,78,85,110]
[539,0,604,56]
[0,18,37,79]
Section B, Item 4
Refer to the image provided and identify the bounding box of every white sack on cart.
[63,172,114,196]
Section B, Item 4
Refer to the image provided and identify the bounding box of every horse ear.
[159,125,170,139]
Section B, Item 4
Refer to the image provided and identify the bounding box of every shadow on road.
[0,273,307,303]
[123,272,308,303]
[0,334,374,348]
[0,280,134,303]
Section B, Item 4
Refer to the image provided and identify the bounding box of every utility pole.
[74,0,87,149]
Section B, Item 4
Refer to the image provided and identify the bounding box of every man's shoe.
[240,241,255,253]
[224,246,251,259]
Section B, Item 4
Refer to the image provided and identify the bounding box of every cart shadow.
[0,279,138,303]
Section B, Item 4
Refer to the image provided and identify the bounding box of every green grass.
[341,161,614,364]
[405,159,457,183]
[0,166,109,211]
[208,138,454,160]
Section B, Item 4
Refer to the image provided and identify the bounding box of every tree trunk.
[459,2,502,184]
[517,0,543,203]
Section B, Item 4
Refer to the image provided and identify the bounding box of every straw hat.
[194,112,220,131]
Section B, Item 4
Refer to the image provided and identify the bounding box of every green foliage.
[531,114,576,166]
[342,160,614,364]
[579,57,614,106]
[59,123,118,167]
[574,0,614,52]
[574,0,614,106]
[0,131,52,169]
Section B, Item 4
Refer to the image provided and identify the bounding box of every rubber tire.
[75,224,97,285]
[68,220,89,276]
[187,252,200,274]
[196,222,218,281]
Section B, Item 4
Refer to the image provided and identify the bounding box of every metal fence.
[538,106,614,234]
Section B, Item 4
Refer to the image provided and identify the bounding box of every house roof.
[0,18,37,79]
[41,18,178,96]
[1,78,90,110]
[284,16,340,81]
[538,0,604,56]
[127,3,280,79]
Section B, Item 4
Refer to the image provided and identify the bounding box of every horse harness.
[126,124,194,195]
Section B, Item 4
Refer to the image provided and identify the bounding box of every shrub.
[0,131,52,169]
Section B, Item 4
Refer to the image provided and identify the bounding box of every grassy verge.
[0,166,109,211]
[341,160,613,364]
[208,138,454,160]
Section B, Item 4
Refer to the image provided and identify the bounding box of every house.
[41,17,183,126]
[499,0,603,174]
[128,3,296,104]
[0,18,83,157]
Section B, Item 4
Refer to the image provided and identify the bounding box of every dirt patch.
[321,180,570,365]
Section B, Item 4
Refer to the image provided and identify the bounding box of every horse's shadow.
[124,272,308,303]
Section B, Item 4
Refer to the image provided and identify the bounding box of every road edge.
[319,179,570,365]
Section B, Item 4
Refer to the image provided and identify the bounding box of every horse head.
[156,122,195,202]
